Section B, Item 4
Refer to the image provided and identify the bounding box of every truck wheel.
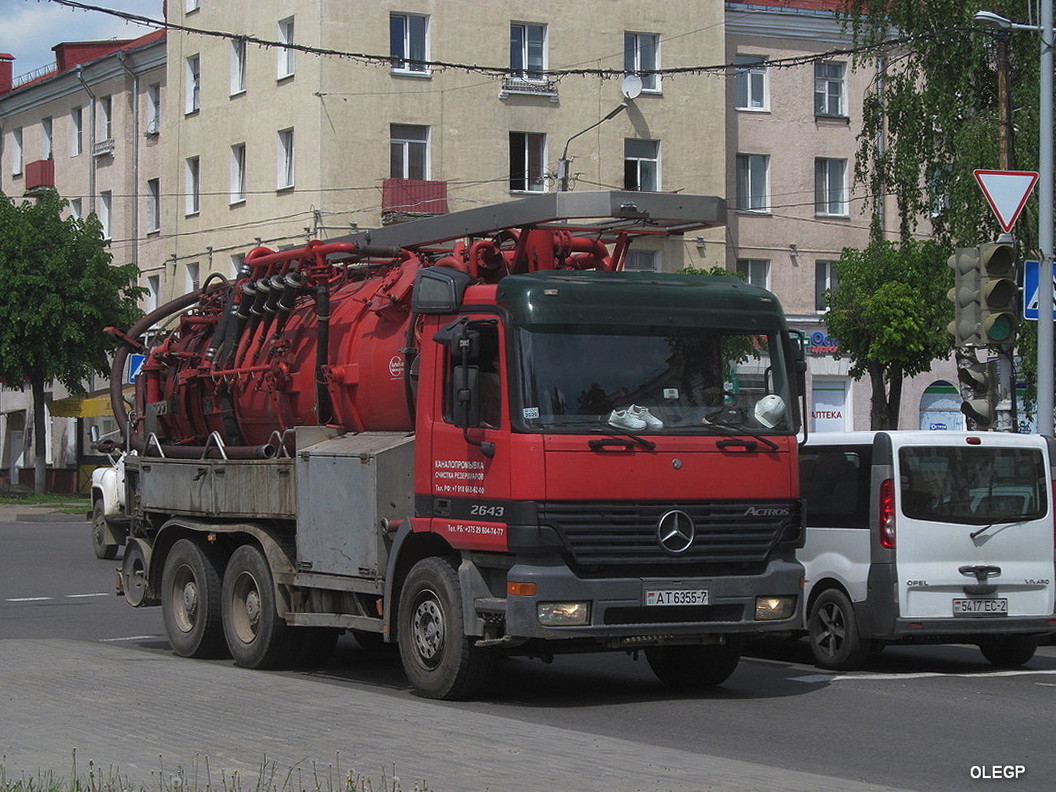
[397,557,495,700]
[222,544,296,669]
[161,538,226,658]
[808,589,870,670]
[979,635,1038,667]
[91,501,119,560]
[645,638,743,689]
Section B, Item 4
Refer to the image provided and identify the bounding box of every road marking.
[5,596,52,602]
[6,593,113,602]
[66,593,111,599]
[100,635,158,642]
[792,668,1056,683]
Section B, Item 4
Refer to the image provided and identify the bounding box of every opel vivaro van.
[799,431,1056,670]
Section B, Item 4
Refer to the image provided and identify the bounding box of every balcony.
[93,138,115,158]
[500,75,559,102]
[24,159,54,195]
[381,178,448,224]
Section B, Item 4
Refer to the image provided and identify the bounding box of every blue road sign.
[1022,259,1056,320]
[128,353,146,384]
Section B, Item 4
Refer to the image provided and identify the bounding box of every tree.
[0,190,142,492]
[825,239,953,429]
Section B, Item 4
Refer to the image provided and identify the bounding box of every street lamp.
[974,5,1054,435]
[557,102,628,191]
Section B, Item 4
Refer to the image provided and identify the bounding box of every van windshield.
[899,446,1047,526]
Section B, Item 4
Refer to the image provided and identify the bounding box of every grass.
[0,492,89,515]
[0,754,433,792]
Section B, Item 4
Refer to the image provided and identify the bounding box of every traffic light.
[947,248,983,347]
[977,240,1018,346]
[958,353,995,429]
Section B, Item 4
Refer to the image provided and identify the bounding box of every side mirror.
[452,365,482,428]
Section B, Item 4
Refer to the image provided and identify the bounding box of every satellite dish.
[621,74,643,100]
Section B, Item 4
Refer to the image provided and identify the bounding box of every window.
[277,128,295,189]
[147,178,160,233]
[99,190,112,239]
[735,153,769,212]
[390,124,428,179]
[230,253,245,279]
[146,275,160,313]
[510,23,545,80]
[735,55,768,111]
[815,61,846,117]
[11,127,22,175]
[509,131,545,192]
[230,39,246,95]
[624,139,659,192]
[186,261,200,294]
[230,143,246,203]
[70,106,83,156]
[626,250,660,272]
[390,13,428,74]
[624,32,659,92]
[37,117,52,160]
[815,158,848,216]
[736,258,769,288]
[185,56,200,114]
[277,17,295,79]
[815,260,839,312]
[146,83,161,134]
[70,198,82,219]
[185,156,200,215]
[99,95,113,140]
[185,0,200,12]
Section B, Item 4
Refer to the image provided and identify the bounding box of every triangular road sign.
[974,169,1039,233]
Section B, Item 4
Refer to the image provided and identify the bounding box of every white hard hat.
[754,395,785,429]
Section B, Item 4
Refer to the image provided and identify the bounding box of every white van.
[798,431,1056,670]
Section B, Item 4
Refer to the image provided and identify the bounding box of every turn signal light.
[507,581,537,596]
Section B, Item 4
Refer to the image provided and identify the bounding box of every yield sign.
[974,169,1039,232]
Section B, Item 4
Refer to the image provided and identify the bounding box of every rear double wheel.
[222,543,298,669]
[397,557,496,700]
[161,538,226,658]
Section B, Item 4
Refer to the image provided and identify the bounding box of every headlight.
[537,602,590,626]
[755,596,796,621]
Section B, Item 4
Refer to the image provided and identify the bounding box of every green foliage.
[0,190,142,394]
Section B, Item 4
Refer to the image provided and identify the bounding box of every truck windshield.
[511,325,792,434]
[899,446,1047,525]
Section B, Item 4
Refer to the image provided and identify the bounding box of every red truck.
[103,191,806,699]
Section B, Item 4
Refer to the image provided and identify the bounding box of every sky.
[0,0,160,79]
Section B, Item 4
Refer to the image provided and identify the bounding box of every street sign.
[1022,259,1056,320]
[128,353,146,384]
[974,169,1039,232]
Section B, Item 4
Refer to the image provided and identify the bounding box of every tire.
[397,557,495,700]
[161,538,226,658]
[979,635,1038,668]
[645,638,744,690]
[222,543,297,669]
[91,500,119,560]
[808,588,870,671]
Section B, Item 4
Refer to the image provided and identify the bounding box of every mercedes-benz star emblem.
[657,509,695,554]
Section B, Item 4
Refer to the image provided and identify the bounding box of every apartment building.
[726,0,961,432]
[161,0,728,302]
[0,30,166,489]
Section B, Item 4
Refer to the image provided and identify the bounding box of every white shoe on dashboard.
[629,404,664,430]
[608,409,647,431]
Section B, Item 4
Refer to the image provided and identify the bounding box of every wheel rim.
[92,517,106,550]
[230,570,262,645]
[171,564,199,634]
[410,588,445,668]
[122,546,148,606]
[816,601,846,659]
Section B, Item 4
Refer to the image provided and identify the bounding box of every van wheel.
[808,589,870,670]
[645,639,743,689]
[979,636,1038,668]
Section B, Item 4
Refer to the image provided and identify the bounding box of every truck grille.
[537,500,797,576]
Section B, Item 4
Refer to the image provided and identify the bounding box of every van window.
[801,446,871,528]
[899,446,1047,525]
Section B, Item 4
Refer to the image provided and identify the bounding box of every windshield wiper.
[545,419,658,451]
[700,421,780,451]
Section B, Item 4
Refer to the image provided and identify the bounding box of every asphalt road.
[2,515,1054,792]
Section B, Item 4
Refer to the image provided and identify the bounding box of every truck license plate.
[952,598,1008,616]
[645,589,709,606]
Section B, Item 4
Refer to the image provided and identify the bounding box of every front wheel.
[222,544,297,669]
[645,639,743,690]
[808,589,870,670]
[397,557,495,700]
[91,500,119,560]
[161,538,226,658]
[979,635,1038,667]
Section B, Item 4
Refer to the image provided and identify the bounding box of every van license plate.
[952,598,1008,615]
[645,589,709,606]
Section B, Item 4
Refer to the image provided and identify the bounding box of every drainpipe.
[75,65,96,215]
[117,51,140,269]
